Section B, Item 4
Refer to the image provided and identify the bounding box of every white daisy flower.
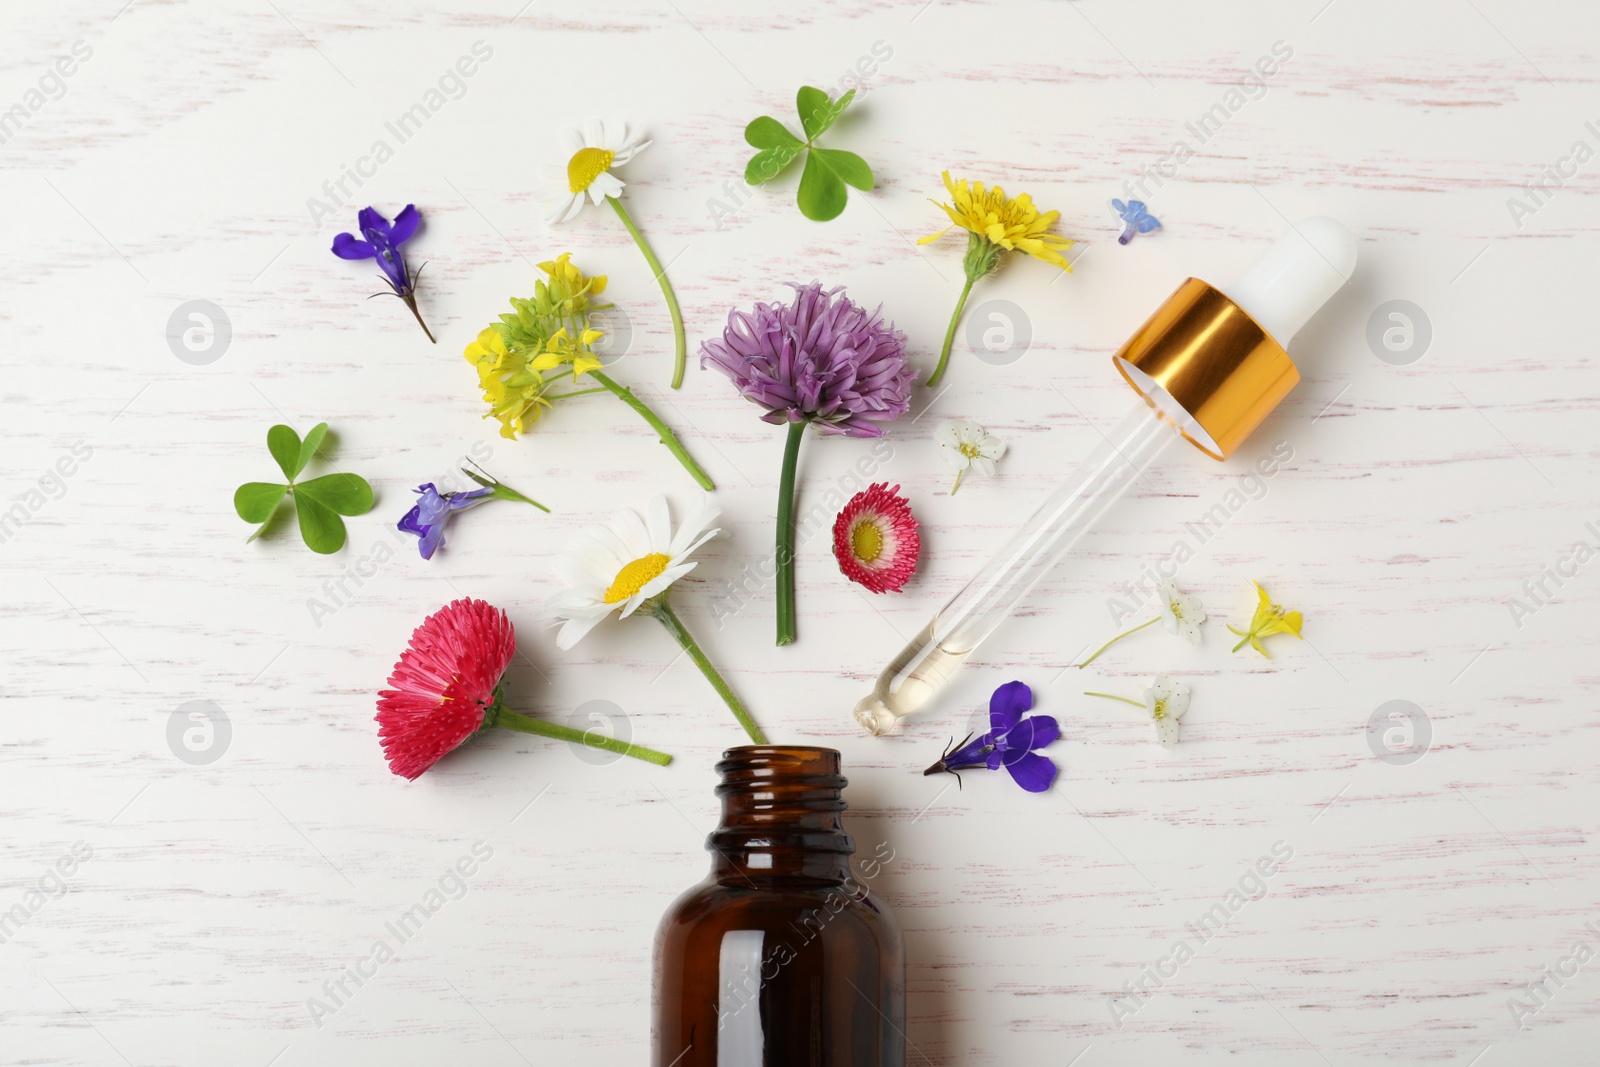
[541,120,652,225]
[937,418,1007,494]
[1156,581,1206,644]
[1144,672,1190,747]
[545,494,717,650]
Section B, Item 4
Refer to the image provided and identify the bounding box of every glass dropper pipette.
[854,218,1358,736]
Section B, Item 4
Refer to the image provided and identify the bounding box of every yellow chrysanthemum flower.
[919,171,1075,270]
[918,171,1076,387]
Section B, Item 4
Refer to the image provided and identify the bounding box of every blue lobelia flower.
[398,465,548,560]
[332,204,436,343]
[922,680,1059,793]
[1111,198,1162,245]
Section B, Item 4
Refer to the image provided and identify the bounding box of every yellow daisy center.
[568,147,615,194]
[604,552,670,604]
[850,520,884,564]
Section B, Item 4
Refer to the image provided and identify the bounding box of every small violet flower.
[923,681,1059,793]
[398,465,547,560]
[332,204,436,343]
[1111,198,1162,245]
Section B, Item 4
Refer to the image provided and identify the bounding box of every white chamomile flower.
[545,494,717,650]
[1156,581,1206,644]
[541,120,652,225]
[1144,672,1190,747]
[937,418,1007,494]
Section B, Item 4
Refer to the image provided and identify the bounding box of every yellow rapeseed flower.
[1228,581,1304,657]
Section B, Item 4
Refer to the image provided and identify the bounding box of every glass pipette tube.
[853,401,1175,735]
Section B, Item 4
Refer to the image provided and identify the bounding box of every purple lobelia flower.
[700,282,914,438]
[332,204,436,344]
[923,680,1059,793]
[398,465,548,560]
[701,282,914,646]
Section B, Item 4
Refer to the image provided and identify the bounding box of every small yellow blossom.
[463,327,553,440]
[532,327,606,381]
[1228,581,1303,658]
[918,171,1074,270]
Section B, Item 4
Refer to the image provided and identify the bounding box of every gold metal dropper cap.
[1111,278,1298,461]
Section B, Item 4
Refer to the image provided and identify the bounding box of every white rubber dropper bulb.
[1219,217,1357,347]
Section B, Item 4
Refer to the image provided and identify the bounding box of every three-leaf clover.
[234,423,375,554]
[744,86,874,222]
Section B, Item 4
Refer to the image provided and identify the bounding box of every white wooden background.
[4,0,1599,1063]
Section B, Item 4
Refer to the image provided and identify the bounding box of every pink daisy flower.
[832,483,920,594]
[375,598,673,780]
[376,598,516,780]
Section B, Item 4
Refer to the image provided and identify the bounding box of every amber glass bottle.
[652,746,905,1066]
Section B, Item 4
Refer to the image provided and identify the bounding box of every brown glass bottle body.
[651,746,905,1066]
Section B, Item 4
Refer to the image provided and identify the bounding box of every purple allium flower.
[923,681,1059,793]
[700,282,914,438]
[332,204,436,343]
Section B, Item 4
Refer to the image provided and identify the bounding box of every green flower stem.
[544,386,609,400]
[1084,692,1145,709]
[494,707,673,766]
[644,594,768,745]
[487,483,550,513]
[402,293,437,345]
[927,274,974,388]
[589,370,715,491]
[1076,616,1159,670]
[608,196,686,390]
[775,420,806,647]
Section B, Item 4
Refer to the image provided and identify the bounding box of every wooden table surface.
[4,1,1599,1063]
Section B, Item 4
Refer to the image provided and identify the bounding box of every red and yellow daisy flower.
[832,483,920,594]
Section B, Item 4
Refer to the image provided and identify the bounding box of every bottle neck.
[708,746,854,886]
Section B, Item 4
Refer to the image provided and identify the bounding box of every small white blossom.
[1156,581,1206,644]
[937,418,1007,494]
[1144,672,1191,747]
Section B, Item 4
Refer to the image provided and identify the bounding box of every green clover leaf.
[234,423,374,554]
[744,86,874,222]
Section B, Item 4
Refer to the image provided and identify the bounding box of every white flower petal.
[1155,717,1182,746]
[1165,681,1190,720]
[645,495,672,553]
[556,608,612,650]
[589,171,625,202]
[613,137,651,165]
[971,457,996,478]
[667,494,720,558]
[557,194,586,224]
[608,506,652,560]
[559,127,585,155]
